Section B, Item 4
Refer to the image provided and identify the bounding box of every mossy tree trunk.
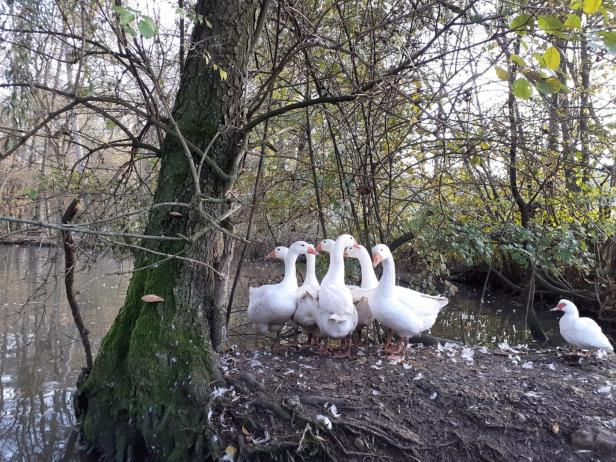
[75,1,261,460]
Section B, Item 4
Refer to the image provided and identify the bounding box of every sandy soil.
[210,342,616,461]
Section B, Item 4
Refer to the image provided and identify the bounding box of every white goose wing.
[576,317,614,350]
[394,286,448,313]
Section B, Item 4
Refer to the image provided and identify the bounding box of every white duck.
[248,241,317,351]
[369,244,438,360]
[316,234,358,357]
[344,244,377,339]
[551,299,613,352]
[293,249,321,343]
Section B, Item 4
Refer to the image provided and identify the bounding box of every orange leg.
[387,338,409,362]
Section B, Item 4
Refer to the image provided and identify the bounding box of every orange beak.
[550,303,564,312]
[307,245,318,255]
[265,250,276,260]
[372,253,383,268]
[316,242,322,252]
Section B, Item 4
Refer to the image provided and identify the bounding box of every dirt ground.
[210,341,616,461]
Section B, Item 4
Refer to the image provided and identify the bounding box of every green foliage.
[563,14,582,30]
[599,32,616,52]
[512,78,532,99]
[537,15,563,35]
[112,5,158,39]
[510,13,532,35]
[138,16,158,39]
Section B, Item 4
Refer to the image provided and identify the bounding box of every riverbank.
[0,231,57,246]
[211,343,616,461]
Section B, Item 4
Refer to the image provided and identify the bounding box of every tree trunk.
[75,1,261,460]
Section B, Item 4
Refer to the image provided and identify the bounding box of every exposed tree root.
[214,372,422,461]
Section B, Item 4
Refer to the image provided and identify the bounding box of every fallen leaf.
[141,294,164,303]
[241,425,252,436]
[552,422,560,434]
[222,445,236,462]
[169,211,183,217]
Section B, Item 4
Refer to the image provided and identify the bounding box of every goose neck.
[328,246,346,284]
[358,252,379,288]
[379,257,396,291]
[281,251,299,287]
[305,254,319,286]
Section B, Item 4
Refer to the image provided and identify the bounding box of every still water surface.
[0,246,568,460]
[0,246,129,461]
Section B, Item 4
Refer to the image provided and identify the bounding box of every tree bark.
[75,1,262,460]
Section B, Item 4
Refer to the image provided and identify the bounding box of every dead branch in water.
[61,198,93,372]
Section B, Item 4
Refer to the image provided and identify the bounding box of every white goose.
[266,245,288,261]
[293,249,321,343]
[344,244,377,338]
[316,234,358,357]
[344,243,447,348]
[248,241,317,351]
[369,244,436,360]
[551,299,613,352]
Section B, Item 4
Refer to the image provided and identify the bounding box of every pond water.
[0,246,130,461]
[0,246,587,460]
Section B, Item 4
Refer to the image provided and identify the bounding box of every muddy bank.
[210,343,616,461]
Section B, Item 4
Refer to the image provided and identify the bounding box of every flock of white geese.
[247,234,448,360]
[248,234,614,359]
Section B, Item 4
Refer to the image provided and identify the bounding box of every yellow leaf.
[219,69,228,81]
[495,66,509,81]
[241,425,252,436]
[543,47,561,70]
[583,0,602,14]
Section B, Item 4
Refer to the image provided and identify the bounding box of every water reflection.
[0,246,130,461]
[429,287,565,346]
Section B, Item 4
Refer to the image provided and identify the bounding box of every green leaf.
[582,0,602,14]
[138,16,158,39]
[533,52,546,67]
[105,118,116,130]
[113,6,136,26]
[536,77,561,95]
[543,47,561,70]
[537,15,563,34]
[125,25,137,37]
[510,13,532,35]
[563,13,582,29]
[510,53,526,67]
[25,188,38,200]
[512,78,532,99]
[598,31,616,53]
[495,66,509,81]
